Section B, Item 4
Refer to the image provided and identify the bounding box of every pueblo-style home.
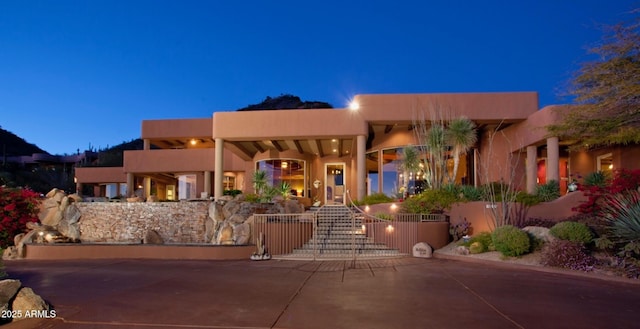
[74,92,640,203]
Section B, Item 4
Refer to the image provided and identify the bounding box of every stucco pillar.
[356,135,366,201]
[526,145,537,194]
[143,177,151,199]
[143,139,151,150]
[204,171,212,197]
[214,138,224,200]
[547,137,560,183]
[126,173,134,197]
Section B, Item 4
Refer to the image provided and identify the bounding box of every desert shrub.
[401,188,457,214]
[540,240,595,271]
[549,221,594,244]
[492,225,531,257]
[460,185,483,201]
[583,171,608,187]
[243,193,260,203]
[600,191,640,259]
[374,212,394,221]
[223,189,242,197]
[535,180,560,202]
[466,232,493,253]
[355,193,394,206]
[574,169,640,214]
[0,186,40,248]
[469,242,484,254]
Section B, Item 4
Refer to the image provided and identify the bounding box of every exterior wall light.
[349,100,359,111]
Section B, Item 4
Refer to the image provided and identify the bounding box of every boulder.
[412,242,433,258]
[2,247,19,260]
[523,226,556,243]
[146,195,159,202]
[455,246,470,255]
[0,280,22,314]
[283,200,304,214]
[216,223,234,245]
[227,214,246,225]
[233,223,251,245]
[222,201,241,219]
[11,287,49,321]
[143,230,164,244]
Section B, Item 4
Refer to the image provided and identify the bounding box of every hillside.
[0,126,47,156]
[237,94,332,111]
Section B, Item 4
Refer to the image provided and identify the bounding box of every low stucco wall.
[448,192,586,235]
[76,201,211,243]
[24,244,255,260]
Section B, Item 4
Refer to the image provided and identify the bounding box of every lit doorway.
[325,163,346,204]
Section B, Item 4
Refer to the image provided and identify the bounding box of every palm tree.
[399,145,421,197]
[445,117,477,184]
[252,170,268,196]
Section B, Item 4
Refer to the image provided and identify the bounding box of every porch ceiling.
[150,138,215,149]
[228,138,354,159]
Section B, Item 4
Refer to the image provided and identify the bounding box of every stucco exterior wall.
[77,201,210,243]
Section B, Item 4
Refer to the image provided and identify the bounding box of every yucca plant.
[445,116,477,184]
[601,190,640,247]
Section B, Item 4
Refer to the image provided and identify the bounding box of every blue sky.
[1,0,638,155]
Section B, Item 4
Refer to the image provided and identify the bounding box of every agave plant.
[600,190,640,248]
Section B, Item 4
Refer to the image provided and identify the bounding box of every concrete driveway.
[2,257,639,329]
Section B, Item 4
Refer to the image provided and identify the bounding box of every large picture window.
[178,174,197,200]
[256,159,306,197]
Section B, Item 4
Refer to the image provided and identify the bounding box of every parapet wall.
[76,201,210,243]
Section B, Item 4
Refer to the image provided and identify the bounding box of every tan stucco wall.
[353,92,539,124]
[123,148,245,173]
[75,167,126,183]
[142,118,213,139]
[212,109,368,140]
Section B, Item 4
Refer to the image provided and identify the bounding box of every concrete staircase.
[279,204,404,259]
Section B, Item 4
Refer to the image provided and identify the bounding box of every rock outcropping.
[206,195,304,245]
[3,189,81,260]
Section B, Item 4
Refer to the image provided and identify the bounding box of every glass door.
[325,163,346,204]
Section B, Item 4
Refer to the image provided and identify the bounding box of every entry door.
[325,163,346,204]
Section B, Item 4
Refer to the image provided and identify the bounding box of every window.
[366,151,379,194]
[256,159,306,196]
[178,174,197,200]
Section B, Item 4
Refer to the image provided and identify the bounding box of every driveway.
[2,257,639,329]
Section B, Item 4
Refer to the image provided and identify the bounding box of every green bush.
[374,212,394,220]
[460,185,483,201]
[583,171,608,187]
[492,225,531,257]
[461,232,494,254]
[469,232,494,252]
[535,180,561,202]
[223,189,242,197]
[355,193,395,206]
[549,221,594,244]
[401,188,457,214]
[480,181,511,202]
[469,242,484,254]
[243,193,260,203]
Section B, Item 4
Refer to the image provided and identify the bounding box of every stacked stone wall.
[76,201,210,243]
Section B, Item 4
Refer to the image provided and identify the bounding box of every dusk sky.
[1,0,638,155]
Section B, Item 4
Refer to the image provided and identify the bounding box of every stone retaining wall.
[76,201,210,243]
